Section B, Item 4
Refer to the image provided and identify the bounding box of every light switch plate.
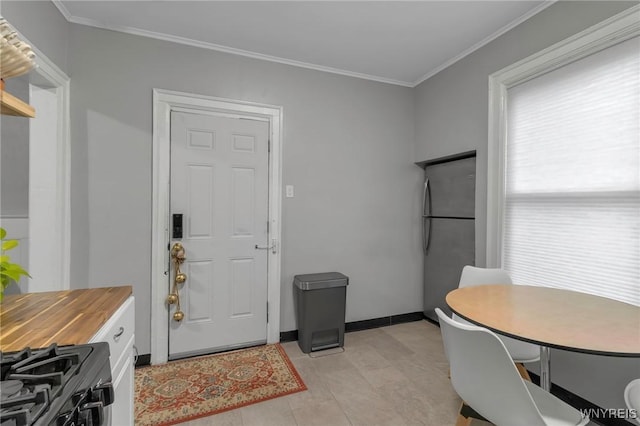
[285,185,294,198]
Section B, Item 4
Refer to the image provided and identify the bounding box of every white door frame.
[22,31,71,290]
[151,89,283,365]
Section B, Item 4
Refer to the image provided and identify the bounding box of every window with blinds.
[502,35,640,306]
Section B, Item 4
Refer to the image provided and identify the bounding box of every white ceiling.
[54,1,552,87]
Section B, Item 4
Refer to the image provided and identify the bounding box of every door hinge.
[266,302,269,323]
[268,139,271,152]
[267,221,269,233]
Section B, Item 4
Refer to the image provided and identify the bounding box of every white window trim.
[151,89,283,365]
[486,5,640,267]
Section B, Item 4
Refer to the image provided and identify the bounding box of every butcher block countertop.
[0,286,132,352]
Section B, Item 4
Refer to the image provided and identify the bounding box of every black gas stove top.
[0,343,113,426]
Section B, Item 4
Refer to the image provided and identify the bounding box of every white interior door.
[169,111,269,359]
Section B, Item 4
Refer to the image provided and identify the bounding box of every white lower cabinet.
[111,335,135,426]
[90,296,135,426]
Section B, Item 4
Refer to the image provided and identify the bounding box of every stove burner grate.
[0,384,50,426]
[0,343,111,426]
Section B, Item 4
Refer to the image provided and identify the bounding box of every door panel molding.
[151,89,283,365]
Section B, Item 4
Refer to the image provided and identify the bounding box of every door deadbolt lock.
[172,214,183,239]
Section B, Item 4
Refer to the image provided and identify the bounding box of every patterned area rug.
[134,344,306,426]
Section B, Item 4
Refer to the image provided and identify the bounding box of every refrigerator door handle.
[422,216,426,254]
[422,179,430,217]
[422,179,432,254]
[423,217,432,254]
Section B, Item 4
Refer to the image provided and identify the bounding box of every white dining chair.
[455,265,540,380]
[435,308,589,426]
[625,379,640,425]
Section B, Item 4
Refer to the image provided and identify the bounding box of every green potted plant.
[1,227,30,301]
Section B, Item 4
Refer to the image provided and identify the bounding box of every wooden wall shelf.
[0,18,37,118]
[0,89,35,118]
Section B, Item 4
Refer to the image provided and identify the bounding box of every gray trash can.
[294,272,349,353]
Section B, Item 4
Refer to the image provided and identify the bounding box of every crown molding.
[58,11,414,87]
[412,0,556,87]
[51,0,555,88]
[51,0,72,21]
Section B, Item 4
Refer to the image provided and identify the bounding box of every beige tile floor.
[178,320,490,426]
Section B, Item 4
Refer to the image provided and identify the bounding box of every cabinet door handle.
[113,327,125,340]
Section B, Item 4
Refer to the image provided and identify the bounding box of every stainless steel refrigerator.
[418,152,476,322]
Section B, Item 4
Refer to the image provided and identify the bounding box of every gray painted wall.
[68,24,422,356]
[0,0,84,285]
[3,0,638,413]
[413,0,639,412]
[1,78,29,217]
[0,0,69,75]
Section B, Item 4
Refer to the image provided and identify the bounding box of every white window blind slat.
[504,36,640,306]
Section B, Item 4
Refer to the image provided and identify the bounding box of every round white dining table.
[446,284,640,391]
